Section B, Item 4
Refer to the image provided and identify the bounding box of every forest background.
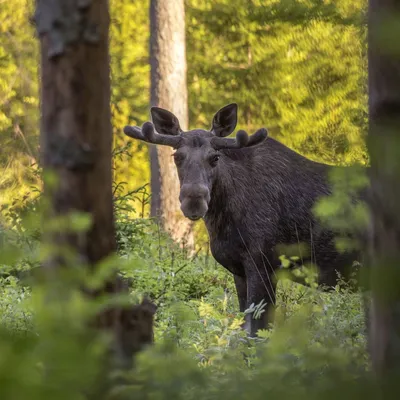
[0,0,367,224]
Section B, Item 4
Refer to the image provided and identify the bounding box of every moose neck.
[203,138,330,236]
[203,145,269,234]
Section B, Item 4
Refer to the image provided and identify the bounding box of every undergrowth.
[0,185,375,399]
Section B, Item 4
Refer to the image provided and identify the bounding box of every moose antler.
[123,122,182,148]
[210,128,268,150]
[124,121,268,150]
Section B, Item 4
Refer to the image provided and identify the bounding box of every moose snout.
[179,184,210,221]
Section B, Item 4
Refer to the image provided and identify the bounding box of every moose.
[124,103,364,337]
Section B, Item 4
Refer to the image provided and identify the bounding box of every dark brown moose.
[124,103,363,337]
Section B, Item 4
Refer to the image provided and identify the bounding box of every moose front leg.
[242,256,277,337]
[233,274,247,312]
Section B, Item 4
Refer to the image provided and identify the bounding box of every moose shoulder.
[124,103,364,337]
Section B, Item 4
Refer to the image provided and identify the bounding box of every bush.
[0,189,373,400]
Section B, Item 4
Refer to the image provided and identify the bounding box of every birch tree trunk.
[150,0,194,249]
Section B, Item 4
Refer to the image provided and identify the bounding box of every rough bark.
[35,0,154,372]
[367,0,400,376]
[150,0,193,248]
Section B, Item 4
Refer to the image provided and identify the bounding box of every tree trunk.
[367,0,400,375]
[150,0,193,249]
[35,0,154,371]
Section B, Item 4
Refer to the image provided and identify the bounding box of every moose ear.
[211,103,238,137]
[150,107,182,136]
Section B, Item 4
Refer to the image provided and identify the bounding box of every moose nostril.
[180,197,208,221]
[197,185,209,197]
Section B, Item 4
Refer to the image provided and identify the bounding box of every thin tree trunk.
[150,0,193,249]
[367,0,400,375]
[35,0,154,372]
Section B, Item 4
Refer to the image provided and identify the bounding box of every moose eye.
[209,154,220,166]
[173,152,185,165]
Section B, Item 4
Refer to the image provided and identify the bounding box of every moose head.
[124,104,268,221]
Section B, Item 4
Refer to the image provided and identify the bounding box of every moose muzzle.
[179,184,210,221]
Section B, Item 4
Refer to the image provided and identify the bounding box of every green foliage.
[110,0,151,216]
[0,191,372,399]
[114,187,234,306]
[0,0,40,206]
[187,0,367,165]
[0,276,32,334]
[314,164,369,253]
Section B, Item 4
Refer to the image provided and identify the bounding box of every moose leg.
[233,274,247,312]
[243,257,277,337]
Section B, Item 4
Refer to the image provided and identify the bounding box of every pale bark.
[150,0,193,248]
